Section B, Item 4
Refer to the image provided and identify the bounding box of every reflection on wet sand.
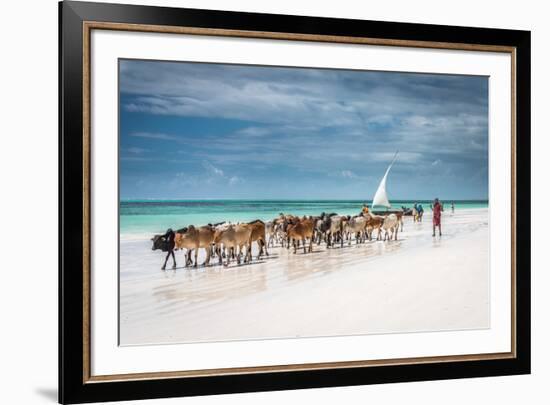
[152,266,269,306]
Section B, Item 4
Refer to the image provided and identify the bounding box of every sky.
[119,59,488,200]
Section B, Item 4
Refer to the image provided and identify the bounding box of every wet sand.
[119,209,489,346]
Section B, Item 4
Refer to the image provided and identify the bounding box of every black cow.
[151,228,176,270]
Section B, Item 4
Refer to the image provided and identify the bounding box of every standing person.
[451,202,455,214]
[432,198,443,237]
[417,203,424,222]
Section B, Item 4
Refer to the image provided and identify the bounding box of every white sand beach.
[119,208,489,346]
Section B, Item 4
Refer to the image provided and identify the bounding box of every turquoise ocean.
[120,200,488,237]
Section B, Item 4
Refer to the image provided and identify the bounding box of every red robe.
[433,202,442,226]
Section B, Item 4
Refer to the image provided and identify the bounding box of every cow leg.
[309,236,313,253]
[161,251,170,270]
[261,239,269,257]
[218,247,223,265]
[245,245,251,263]
[171,250,176,269]
[244,245,250,263]
[224,248,231,267]
[257,241,263,259]
[203,247,210,267]
[302,238,307,254]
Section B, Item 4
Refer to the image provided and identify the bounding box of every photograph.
[118,59,490,346]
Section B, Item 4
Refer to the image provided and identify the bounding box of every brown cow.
[246,219,269,259]
[363,212,385,241]
[174,225,215,267]
[280,215,300,249]
[395,211,404,232]
[287,218,315,254]
[213,224,253,266]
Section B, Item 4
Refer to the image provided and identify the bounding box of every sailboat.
[371,151,402,214]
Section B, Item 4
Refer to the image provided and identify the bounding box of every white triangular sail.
[372,152,398,209]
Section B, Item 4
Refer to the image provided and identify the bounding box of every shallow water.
[120,199,488,237]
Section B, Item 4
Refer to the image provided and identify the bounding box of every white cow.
[382,213,399,241]
[346,215,368,244]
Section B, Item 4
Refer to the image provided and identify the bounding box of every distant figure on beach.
[417,203,424,222]
[451,202,455,214]
[432,198,443,237]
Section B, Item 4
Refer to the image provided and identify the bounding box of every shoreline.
[120,208,489,345]
[119,206,488,241]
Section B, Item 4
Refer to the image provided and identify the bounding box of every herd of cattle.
[152,211,404,270]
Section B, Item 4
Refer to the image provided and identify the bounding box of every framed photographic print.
[59,1,531,403]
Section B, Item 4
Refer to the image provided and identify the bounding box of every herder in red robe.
[432,198,443,237]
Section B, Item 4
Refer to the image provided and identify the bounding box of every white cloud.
[341,170,356,178]
[403,115,431,127]
[119,60,489,199]
[127,147,148,154]
[202,161,224,177]
[130,132,179,141]
[228,176,242,186]
[236,126,272,137]
[120,61,487,135]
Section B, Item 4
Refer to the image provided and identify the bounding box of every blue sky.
[119,59,488,200]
